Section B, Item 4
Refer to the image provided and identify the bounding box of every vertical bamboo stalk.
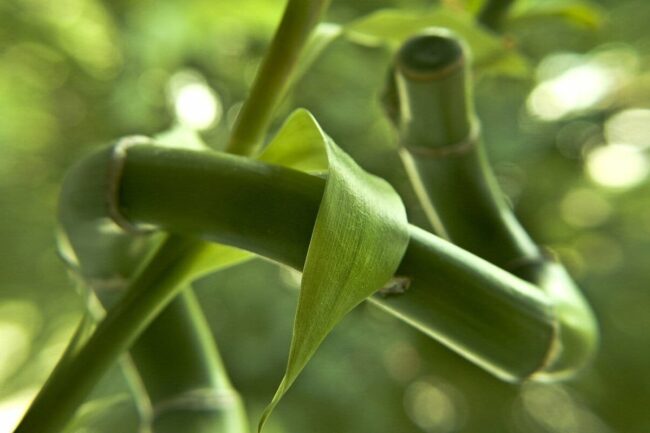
[227,0,331,155]
[130,291,248,433]
[387,31,598,378]
[391,31,542,268]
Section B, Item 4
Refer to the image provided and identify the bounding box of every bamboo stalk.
[17,1,335,431]
[62,137,250,433]
[226,0,331,155]
[114,143,556,380]
[16,132,572,433]
[388,31,598,380]
[130,291,248,433]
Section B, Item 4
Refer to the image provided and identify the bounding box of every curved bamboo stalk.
[76,1,336,429]
[83,141,559,380]
[15,138,562,433]
[388,31,598,380]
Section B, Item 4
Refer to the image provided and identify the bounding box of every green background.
[1,0,649,432]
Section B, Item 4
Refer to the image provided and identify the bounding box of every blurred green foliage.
[1,0,649,432]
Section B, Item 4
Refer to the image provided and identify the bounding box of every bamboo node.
[108,136,159,234]
[403,123,480,158]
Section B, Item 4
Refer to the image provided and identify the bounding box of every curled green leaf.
[258,110,409,430]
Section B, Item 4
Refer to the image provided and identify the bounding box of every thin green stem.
[226,0,331,156]
[16,0,329,433]
[15,235,203,433]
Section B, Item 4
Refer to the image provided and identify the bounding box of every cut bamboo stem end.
[392,31,474,152]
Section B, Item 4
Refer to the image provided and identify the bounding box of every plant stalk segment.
[387,31,598,380]
[114,142,556,381]
[227,0,332,156]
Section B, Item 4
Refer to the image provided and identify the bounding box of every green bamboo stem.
[17,134,581,433]
[477,0,515,31]
[226,0,331,156]
[392,32,540,267]
[114,142,557,379]
[92,280,248,433]
[15,234,204,433]
[130,290,248,433]
[61,136,250,432]
[388,32,597,379]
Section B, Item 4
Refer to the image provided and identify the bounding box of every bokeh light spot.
[169,71,222,131]
[605,108,650,149]
[528,47,637,121]
[586,144,649,189]
[383,342,421,382]
[528,63,614,120]
[404,379,464,433]
[560,188,612,228]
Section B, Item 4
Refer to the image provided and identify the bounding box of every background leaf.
[259,111,409,430]
[345,7,530,77]
[507,0,606,30]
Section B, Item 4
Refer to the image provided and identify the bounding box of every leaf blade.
[259,111,409,430]
[345,7,530,77]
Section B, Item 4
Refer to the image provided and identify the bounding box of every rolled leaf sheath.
[98,143,556,381]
